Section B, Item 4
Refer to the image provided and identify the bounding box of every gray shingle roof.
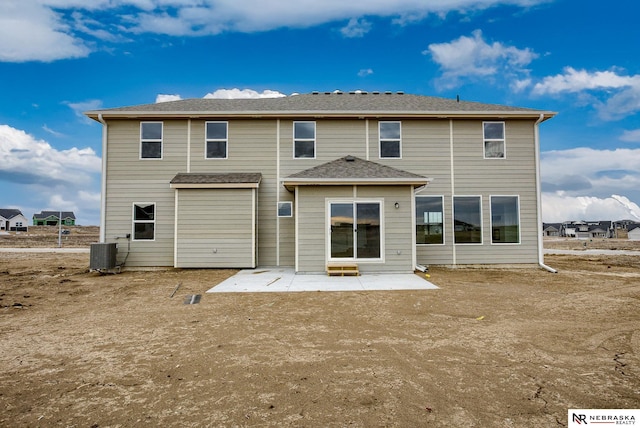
[284,156,429,188]
[0,208,24,219]
[33,211,76,219]
[86,92,555,120]
[170,173,262,186]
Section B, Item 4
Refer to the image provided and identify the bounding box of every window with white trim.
[278,201,293,217]
[140,122,163,159]
[379,121,401,158]
[416,196,444,244]
[205,121,228,159]
[453,196,482,244]
[490,196,520,244]
[483,121,505,159]
[133,203,155,240]
[294,121,315,158]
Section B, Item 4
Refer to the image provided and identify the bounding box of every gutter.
[97,114,107,243]
[534,113,557,273]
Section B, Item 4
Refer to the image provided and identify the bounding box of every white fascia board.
[86,110,557,121]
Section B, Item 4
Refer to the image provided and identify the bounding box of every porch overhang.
[170,172,262,189]
[282,155,430,191]
[283,177,430,191]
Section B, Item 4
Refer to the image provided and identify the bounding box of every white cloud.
[66,99,104,122]
[0,124,101,186]
[542,194,640,222]
[203,88,286,99]
[0,2,91,62]
[156,94,182,103]
[42,124,65,138]
[358,68,374,77]
[542,147,640,193]
[533,67,637,95]
[620,129,640,143]
[540,147,640,221]
[425,29,538,89]
[532,67,640,121]
[1,0,550,62]
[340,18,371,38]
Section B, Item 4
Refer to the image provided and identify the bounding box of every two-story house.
[86,92,555,273]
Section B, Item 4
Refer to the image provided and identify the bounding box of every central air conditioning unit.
[90,243,118,271]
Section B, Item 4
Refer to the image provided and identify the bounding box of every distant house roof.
[0,208,24,219]
[33,211,76,220]
[283,155,430,189]
[170,173,262,189]
[86,92,556,121]
[543,223,562,230]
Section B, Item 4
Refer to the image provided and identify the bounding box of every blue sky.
[1,0,639,225]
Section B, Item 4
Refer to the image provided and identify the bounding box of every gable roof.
[170,173,262,189]
[33,211,76,219]
[86,92,555,121]
[283,156,430,189]
[0,208,24,219]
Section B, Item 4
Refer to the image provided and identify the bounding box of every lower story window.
[453,196,482,244]
[416,196,444,244]
[491,196,520,244]
[133,203,155,240]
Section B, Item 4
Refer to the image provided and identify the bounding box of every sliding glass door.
[330,201,381,260]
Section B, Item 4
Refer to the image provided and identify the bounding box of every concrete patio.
[207,267,438,293]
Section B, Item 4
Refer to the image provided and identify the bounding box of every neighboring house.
[0,209,28,231]
[33,211,76,226]
[561,220,614,239]
[628,225,640,241]
[86,92,555,272]
[543,223,562,237]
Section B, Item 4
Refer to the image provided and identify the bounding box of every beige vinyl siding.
[175,188,255,268]
[450,119,538,264]
[104,119,184,266]
[355,186,415,273]
[380,119,457,265]
[103,180,175,267]
[296,186,351,273]
[190,119,280,266]
[296,185,415,273]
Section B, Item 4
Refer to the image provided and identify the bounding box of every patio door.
[330,202,381,260]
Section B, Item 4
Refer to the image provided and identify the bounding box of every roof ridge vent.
[372,91,380,95]
[396,91,404,95]
[345,155,355,162]
[385,91,392,95]
[312,91,319,95]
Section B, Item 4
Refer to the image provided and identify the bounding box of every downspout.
[97,114,107,243]
[534,113,557,273]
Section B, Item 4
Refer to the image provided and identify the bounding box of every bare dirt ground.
[0,226,99,248]
[1,233,639,427]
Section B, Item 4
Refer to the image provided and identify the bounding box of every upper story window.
[140,122,163,159]
[379,121,401,158]
[294,121,316,158]
[483,122,505,159]
[206,121,228,159]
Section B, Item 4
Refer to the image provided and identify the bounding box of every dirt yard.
[1,234,639,427]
